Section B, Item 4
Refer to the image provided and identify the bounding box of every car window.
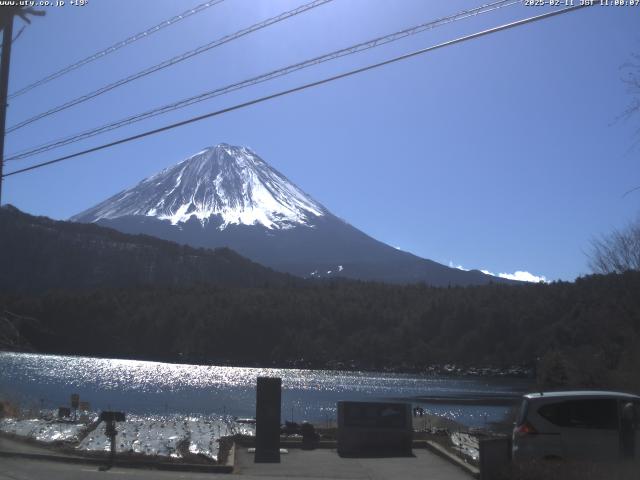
[538,399,618,429]
[634,401,640,429]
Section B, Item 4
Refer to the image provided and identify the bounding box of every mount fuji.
[71,143,506,286]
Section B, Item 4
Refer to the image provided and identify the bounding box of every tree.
[588,217,640,274]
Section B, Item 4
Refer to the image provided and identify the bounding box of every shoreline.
[1,351,531,433]
[0,413,249,464]
[0,349,535,380]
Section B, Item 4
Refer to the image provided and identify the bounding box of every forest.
[0,205,296,291]
[2,270,639,393]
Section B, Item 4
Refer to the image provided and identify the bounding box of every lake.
[0,352,531,428]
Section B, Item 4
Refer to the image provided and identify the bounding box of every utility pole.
[0,6,44,206]
[0,11,14,206]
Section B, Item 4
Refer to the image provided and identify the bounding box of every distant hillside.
[2,268,639,393]
[0,205,296,292]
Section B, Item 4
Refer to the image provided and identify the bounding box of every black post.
[98,411,125,470]
[107,420,116,463]
[255,377,281,463]
[0,13,14,206]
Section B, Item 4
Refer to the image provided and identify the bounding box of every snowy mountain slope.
[72,144,325,230]
[72,143,510,286]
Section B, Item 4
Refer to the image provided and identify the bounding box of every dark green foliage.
[0,205,297,291]
[2,272,639,393]
[2,205,639,391]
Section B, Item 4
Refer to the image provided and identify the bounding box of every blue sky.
[2,0,639,282]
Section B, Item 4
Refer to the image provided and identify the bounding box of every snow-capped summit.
[72,143,512,286]
[72,143,326,230]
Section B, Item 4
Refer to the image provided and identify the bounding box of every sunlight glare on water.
[0,352,528,426]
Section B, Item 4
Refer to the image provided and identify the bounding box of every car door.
[539,398,620,461]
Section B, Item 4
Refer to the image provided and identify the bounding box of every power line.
[5,0,519,162]
[7,0,225,99]
[3,4,591,180]
[6,0,516,159]
[6,0,334,134]
[0,7,45,206]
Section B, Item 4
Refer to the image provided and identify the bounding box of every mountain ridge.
[0,204,297,292]
[72,143,514,286]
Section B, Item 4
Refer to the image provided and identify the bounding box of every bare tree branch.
[588,217,640,274]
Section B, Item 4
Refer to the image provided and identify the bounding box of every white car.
[512,391,640,462]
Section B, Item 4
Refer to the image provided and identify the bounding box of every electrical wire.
[5,0,334,134]
[5,0,519,162]
[2,4,592,179]
[7,0,225,99]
